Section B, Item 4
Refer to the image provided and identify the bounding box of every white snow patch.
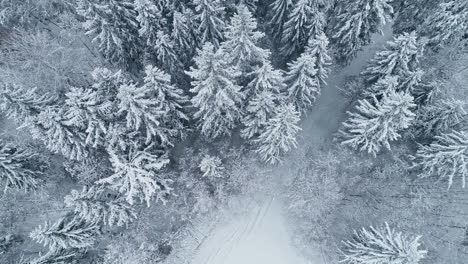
[190,197,313,264]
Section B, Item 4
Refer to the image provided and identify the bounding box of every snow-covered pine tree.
[423,0,468,48]
[280,0,319,57]
[254,103,301,164]
[186,43,244,139]
[400,69,425,94]
[153,30,183,75]
[91,67,131,110]
[63,86,113,148]
[220,5,270,74]
[412,130,468,188]
[362,75,399,98]
[330,0,393,64]
[0,83,88,160]
[116,82,170,147]
[241,90,278,140]
[78,0,140,67]
[362,32,425,83]
[194,0,226,48]
[0,140,45,192]
[246,61,286,96]
[268,0,292,41]
[341,222,427,264]
[307,4,326,42]
[134,0,166,48]
[305,32,332,86]
[64,186,137,227]
[412,80,439,106]
[339,91,416,156]
[30,216,99,252]
[285,51,320,113]
[97,150,172,206]
[199,154,225,178]
[86,68,131,150]
[0,83,54,128]
[172,9,198,65]
[236,0,258,12]
[35,107,89,160]
[241,61,285,139]
[106,123,138,153]
[142,65,189,138]
[391,0,439,34]
[416,99,467,137]
[21,249,76,264]
[90,67,128,99]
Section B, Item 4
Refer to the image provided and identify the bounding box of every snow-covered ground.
[166,24,395,264]
[190,196,312,264]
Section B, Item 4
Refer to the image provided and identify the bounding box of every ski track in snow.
[180,24,395,264]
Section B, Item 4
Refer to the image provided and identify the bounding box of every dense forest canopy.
[0,0,467,263]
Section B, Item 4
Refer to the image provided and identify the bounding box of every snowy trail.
[177,25,395,264]
[300,24,394,147]
[190,196,311,264]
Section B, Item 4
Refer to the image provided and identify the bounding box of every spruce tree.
[339,91,416,156]
[63,86,113,148]
[186,43,244,139]
[241,90,278,140]
[400,69,425,94]
[153,30,184,75]
[305,32,332,86]
[172,9,198,65]
[199,154,225,178]
[116,82,171,147]
[307,4,326,42]
[35,107,89,161]
[416,99,467,137]
[86,68,129,150]
[134,0,166,48]
[0,83,88,160]
[392,0,439,35]
[237,0,258,12]
[30,216,99,252]
[412,130,468,188]
[90,67,129,99]
[0,140,45,192]
[22,249,76,264]
[97,150,172,206]
[241,61,285,139]
[78,0,140,67]
[330,0,393,63]
[220,4,270,73]
[0,83,54,128]
[341,222,427,264]
[362,32,425,83]
[423,0,468,48]
[64,186,137,227]
[285,52,320,113]
[247,61,286,96]
[268,0,293,41]
[280,0,318,57]
[142,65,189,140]
[194,0,226,48]
[254,103,301,164]
[362,75,399,98]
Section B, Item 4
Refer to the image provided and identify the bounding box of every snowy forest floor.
[163,24,395,264]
